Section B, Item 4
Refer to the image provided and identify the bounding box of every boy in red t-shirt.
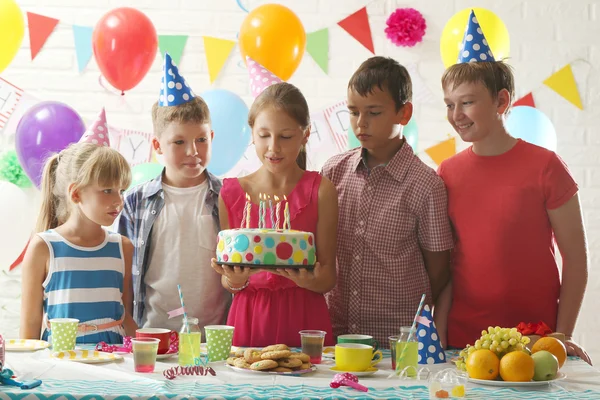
[435,10,591,364]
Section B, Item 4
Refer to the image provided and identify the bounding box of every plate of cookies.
[225,344,316,376]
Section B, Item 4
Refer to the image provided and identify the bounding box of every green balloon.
[347,117,418,151]
[129,163,163,189]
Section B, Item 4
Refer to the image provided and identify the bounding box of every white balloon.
[0,182,36,271]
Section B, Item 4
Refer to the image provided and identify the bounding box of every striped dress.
[39,229,126,344]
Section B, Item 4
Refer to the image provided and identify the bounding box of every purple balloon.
[15,101,86,188]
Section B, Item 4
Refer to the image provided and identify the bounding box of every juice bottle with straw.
[178,317,201,367]
[396,326,418,377]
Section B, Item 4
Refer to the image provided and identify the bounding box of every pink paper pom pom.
[385,8,427,47]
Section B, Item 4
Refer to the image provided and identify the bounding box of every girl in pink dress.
[211,82,337,347]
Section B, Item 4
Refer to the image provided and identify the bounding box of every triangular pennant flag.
[306,28,329,74]
[246,57,282,98]
[425,137,456,166]
[457,10,495,63]
[79,108,110,146]
[338,7,374,54]
[27,12,59,60]
[543,64,583,110]
[158,35,189,66]
[513,92,535,108]
[203,36,236,84]
[72,25,93,72]
[159,53,195,106]
[416,305,446,364]
[9,239,29,272]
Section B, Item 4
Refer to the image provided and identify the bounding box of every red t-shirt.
[438,139,578,348]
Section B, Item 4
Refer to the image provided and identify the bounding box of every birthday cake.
[216,229,316,268]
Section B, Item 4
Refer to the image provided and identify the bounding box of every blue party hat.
[416,305,446,364]
[457,10,495,63]
[159,53,195,107]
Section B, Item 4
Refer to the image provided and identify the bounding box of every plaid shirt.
[117,170,222,325]
[321,143,453,346]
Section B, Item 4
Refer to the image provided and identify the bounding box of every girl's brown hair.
[248,82,310,170]
[36,142,132,232]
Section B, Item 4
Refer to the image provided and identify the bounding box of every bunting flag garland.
[72,25,93,72]
[306,28,329,74]
[158,35,189,66]
[543,64,583,110]
[27,12,59,60]
[203,36,236,84]
[513,92,535,108]
[425,137,456,166]
[337,7,374,54]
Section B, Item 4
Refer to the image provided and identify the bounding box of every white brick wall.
[1,0,598,363]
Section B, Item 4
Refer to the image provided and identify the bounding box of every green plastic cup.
[50,318,79,351]
[204,325,234,362]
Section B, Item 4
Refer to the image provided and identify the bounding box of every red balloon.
[93,8,157,93]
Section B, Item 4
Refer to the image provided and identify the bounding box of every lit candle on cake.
[268,195,275,229]
[284,195,290,230]
[274,195,281,229]
[245,193,251,229]
[258,193,264,229]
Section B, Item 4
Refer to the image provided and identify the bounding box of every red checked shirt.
[321,143,454,346]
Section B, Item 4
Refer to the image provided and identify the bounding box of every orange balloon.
[239,4,306,81]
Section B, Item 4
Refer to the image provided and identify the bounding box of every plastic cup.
[299,330,326,364]
[49,318,79,351]
[204,325,234,362]
[131,338,159,373]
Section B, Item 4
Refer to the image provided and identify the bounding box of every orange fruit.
[466,349,499,380]
[531,337,567,368]
[499,351,535,382]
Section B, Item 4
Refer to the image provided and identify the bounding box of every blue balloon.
[201,89,251,176]
[347,116,418,151]
[505,106,556,151]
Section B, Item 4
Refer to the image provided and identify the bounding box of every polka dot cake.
[216,229,316,268]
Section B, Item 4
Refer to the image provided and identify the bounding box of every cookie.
[244,348,264,363]
[300,362,311,370]
[289,352,310,362]
[261,350,292,360]
[233,358,251,369]
[262,344,290,352]
[272,366,293,372]
[278,358,303,368]
[234,348,246,358]
[250,359,279,371]
[226,357,238,366]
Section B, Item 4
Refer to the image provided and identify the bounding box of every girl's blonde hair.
[36,142,132,232]
[248,82,310,170]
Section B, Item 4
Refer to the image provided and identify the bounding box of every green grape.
[488,326,495,334]
[515,332,522,340]
[467,346,476,354]
[508,338,517,346]
[491,340,499,348]
[495,326,501,332]
[482,340,491,349]
[522,336,531,344]
[516,343,524,351]
[474,340,482,349]
[459,351,466,358]
[510,327,518,334]
[481,330,488,337]
[503,333,510,341]
[501,341,509,349]
[496,346,503,353]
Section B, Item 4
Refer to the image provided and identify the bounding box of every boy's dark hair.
[348,56,412,111]
[151,96,211,137]
[441,61,515,114]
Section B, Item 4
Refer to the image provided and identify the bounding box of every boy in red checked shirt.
[435,10,591,365]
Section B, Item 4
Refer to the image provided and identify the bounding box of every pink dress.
[221,171,334,347]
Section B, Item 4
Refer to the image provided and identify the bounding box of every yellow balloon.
[440,8,510,68]
[0,0,25,73]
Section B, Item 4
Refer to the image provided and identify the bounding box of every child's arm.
[211,194,262,293]
[422,250,451,303]
[20,235,48,339]
[277,177,338,293]
[121,236,138,336]
[433,280,452,349]
[548,194,592,364]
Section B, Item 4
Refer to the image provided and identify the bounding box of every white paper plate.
[468,371,566,387]
[226,364,317,376]
[51,350,123,364]
[5,339,50,352]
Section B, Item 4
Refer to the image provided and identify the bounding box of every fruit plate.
[468,371,566,387]
[5,339,50,352]
[225,364,317,376]
[51,350,123,364]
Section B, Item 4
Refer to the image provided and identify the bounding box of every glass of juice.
[131,338,160,373]
[389,335,400,370]
[396,326,418,377]
[299,330,326,364]
[179,317,202,366]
